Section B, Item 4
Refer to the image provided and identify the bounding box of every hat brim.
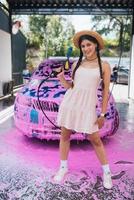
[73,30,104,50]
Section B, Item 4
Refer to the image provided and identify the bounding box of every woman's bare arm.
[57,61,77,89]
[57,71,72,89]
[101,61,111,114]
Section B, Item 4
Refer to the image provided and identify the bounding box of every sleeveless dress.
[57,66,101,134]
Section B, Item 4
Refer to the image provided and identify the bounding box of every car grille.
[33,100,59,112]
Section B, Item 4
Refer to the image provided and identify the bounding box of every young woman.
[54,30,113,189]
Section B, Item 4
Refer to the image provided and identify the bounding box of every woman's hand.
[95,116,105,129]
[56,67,65,79]
[55,67,62,73]
[55,67,72,89]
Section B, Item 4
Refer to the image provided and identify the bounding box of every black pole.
[132,9,134,35]
[9,6,14,98]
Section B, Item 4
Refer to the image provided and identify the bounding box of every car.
[14,57,119,141]
[111,66,129,85]
[117,67,129,85]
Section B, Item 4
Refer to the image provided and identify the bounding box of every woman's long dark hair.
[72,35,104,88]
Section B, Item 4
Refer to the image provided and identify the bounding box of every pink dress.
[57,66,101,134]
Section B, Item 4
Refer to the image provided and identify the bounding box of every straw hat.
[73,30,104,50]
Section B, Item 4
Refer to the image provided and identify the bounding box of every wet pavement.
[0,84,134,200]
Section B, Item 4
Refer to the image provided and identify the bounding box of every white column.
[0,29,12,96]
[128,13,134,99]
[0,29,12,82]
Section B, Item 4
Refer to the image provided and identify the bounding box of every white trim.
[0,105,14,124]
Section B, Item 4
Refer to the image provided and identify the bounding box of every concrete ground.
[0,84,134,200]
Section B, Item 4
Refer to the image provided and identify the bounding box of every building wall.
[12,31,26,86]
[0,7,9,32]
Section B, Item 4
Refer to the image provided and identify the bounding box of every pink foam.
[2,127,134,176]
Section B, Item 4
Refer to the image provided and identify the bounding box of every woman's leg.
[88,131,113,189]
[87,131,108,165]
[54,127,72,182]
[60,127,72,160]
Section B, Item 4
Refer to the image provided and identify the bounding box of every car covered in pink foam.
[14,57,119,140]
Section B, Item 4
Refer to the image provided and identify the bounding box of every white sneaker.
[53,167,68,182]
[103,172,113,189]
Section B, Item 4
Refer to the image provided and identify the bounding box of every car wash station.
[0,1,134,199]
